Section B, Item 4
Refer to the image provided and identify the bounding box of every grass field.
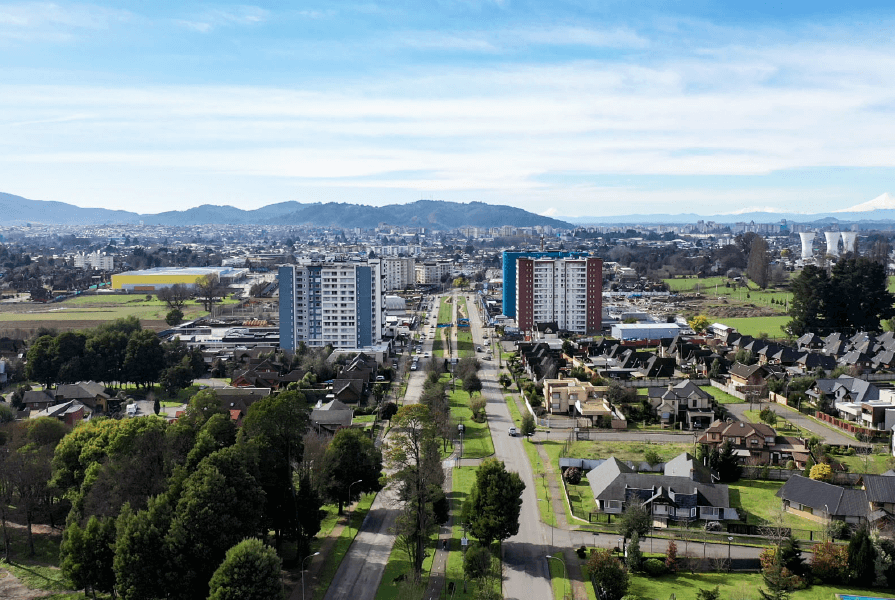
[708,316,790,338]
[628,571,883,600]
[457,330,474,358]
[700,385,742,404]
[559,440,695,463]
[728,479,823,535]
[438,297,453,325]
[447,377,494,459]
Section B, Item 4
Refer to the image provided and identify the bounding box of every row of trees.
[787,257,895,336]
[21,317,205,396]
[48,388,324,599]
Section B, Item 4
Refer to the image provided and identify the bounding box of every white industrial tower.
[841,232,858,254]
[798,232,815,260]
[824,231,840,257]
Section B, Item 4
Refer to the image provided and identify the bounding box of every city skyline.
[3,1,895,217]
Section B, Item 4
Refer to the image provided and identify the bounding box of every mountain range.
[5,190,895,230]
[0,193,572,230]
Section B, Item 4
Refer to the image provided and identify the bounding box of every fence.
[815,412,891,440]
[621,378,710,389]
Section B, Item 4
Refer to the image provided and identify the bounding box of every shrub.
[576,546,587,559]
[563,467,583,485]
[785,460,796,470]
[642,558,667,577]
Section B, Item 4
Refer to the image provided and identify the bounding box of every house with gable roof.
[585,452,737,527]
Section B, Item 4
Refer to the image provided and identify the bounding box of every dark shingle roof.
[863,475,895,504]
[776,475,868,518]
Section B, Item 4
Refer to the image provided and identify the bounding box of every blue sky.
[2,1,895,218]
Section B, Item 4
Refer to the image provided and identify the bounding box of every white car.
[508,427,517,437]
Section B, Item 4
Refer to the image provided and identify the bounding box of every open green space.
[457,330,474,358]
[743,409,813,438]
[559,439,695,463]
[519,438,558,529]
[432,328,445,357]
[628,571,882,600]
[727,479,823,535]
[447,377,494,459]
[438,297,453,325]
[707,316,790,338]
[700,385,741,404]
[832,446,893,474]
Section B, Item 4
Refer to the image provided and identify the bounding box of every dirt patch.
[0,569,58,600]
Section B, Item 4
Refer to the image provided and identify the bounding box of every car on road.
[410,363,418,371]
[483,354,492,360]
[375,375,385,381]
[476,346,483,352]
[508,427,517,436]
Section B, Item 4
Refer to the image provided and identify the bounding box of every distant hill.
[0,192,140,225]
[1,193,573,230]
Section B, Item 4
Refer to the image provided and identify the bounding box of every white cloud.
[0,2,132,42]
[175,5,268,32]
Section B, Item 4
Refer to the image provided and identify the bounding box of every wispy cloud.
[0,1,131,42]
[174,5,268,33]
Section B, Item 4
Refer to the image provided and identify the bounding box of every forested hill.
[0,192,571,229]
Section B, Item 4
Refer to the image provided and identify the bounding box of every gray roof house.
[586,452,737,527]
[776,475,869,525]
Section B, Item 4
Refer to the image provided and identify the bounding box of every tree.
[747,236,770,289]
[848,524,876,583]
[697,587,721,600]
[195,273,223,312]
[319,428,383,514]
[25,334,56,389]
[618,500,649,539]
[587,548,629,600]
[716,439,741,482]
[207,538,284,600]
[158,283,191,310]
[464,544,493,580]
[463,373,483,397]
[520,413,536,438]
[160,363,194,396]
[810,540,848,583]
[114,498,176,600]
[809,463,832,481]
[123,329,165,388]
[60,515,116,599]
[384,404,444,577]
[625,531,643,571]
[165,446,266,599]
[687,315,710,333]
[759,407,778,427]
[788,258,895,335]
[462,458,525,547]
[665,538,679,573]
[165,308,184,326]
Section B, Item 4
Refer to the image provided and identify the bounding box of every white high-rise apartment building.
[381,257,416,291]
[278,259,384,350]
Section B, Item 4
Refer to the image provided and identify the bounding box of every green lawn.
[457,330,474,358]
[706,316,791,338]
[441,466,502,600]
[628,571,884,600]
[728,480,823,535]
[448,379,494,459]
[700,385,741,404]
[520,438,558,528]
[743,409,813,438]
[438,297,453,325]
[0,294,228,323]
[560,440,695,463]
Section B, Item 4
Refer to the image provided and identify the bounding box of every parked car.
[508,427,517,437]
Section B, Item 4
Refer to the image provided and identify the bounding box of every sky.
[2,1,895,218]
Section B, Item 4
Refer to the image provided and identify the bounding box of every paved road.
[466,295,553,600]
[724,400,869,448]
[322,296,440,600]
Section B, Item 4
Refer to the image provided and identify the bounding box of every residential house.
[585,452,737,527]
[645,381,715,429]
[863,474,895,524]
[310,399,354,435]
[697,420,809,467]
[776,475,869,525]
[54,381,111,413]
[31,400,86,426]
[331,378,364,403]
[22,390,58,411]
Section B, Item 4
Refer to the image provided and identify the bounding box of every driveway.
[724,401,869,448]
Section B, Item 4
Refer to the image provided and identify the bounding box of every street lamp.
[727,536,733,572]
[348,479,364,537]
[537,498,553,548]
[302,551,321,600]
[546,555,567,599]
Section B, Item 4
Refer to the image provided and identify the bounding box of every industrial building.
[111,266,247,291]
[278,259,384,350]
